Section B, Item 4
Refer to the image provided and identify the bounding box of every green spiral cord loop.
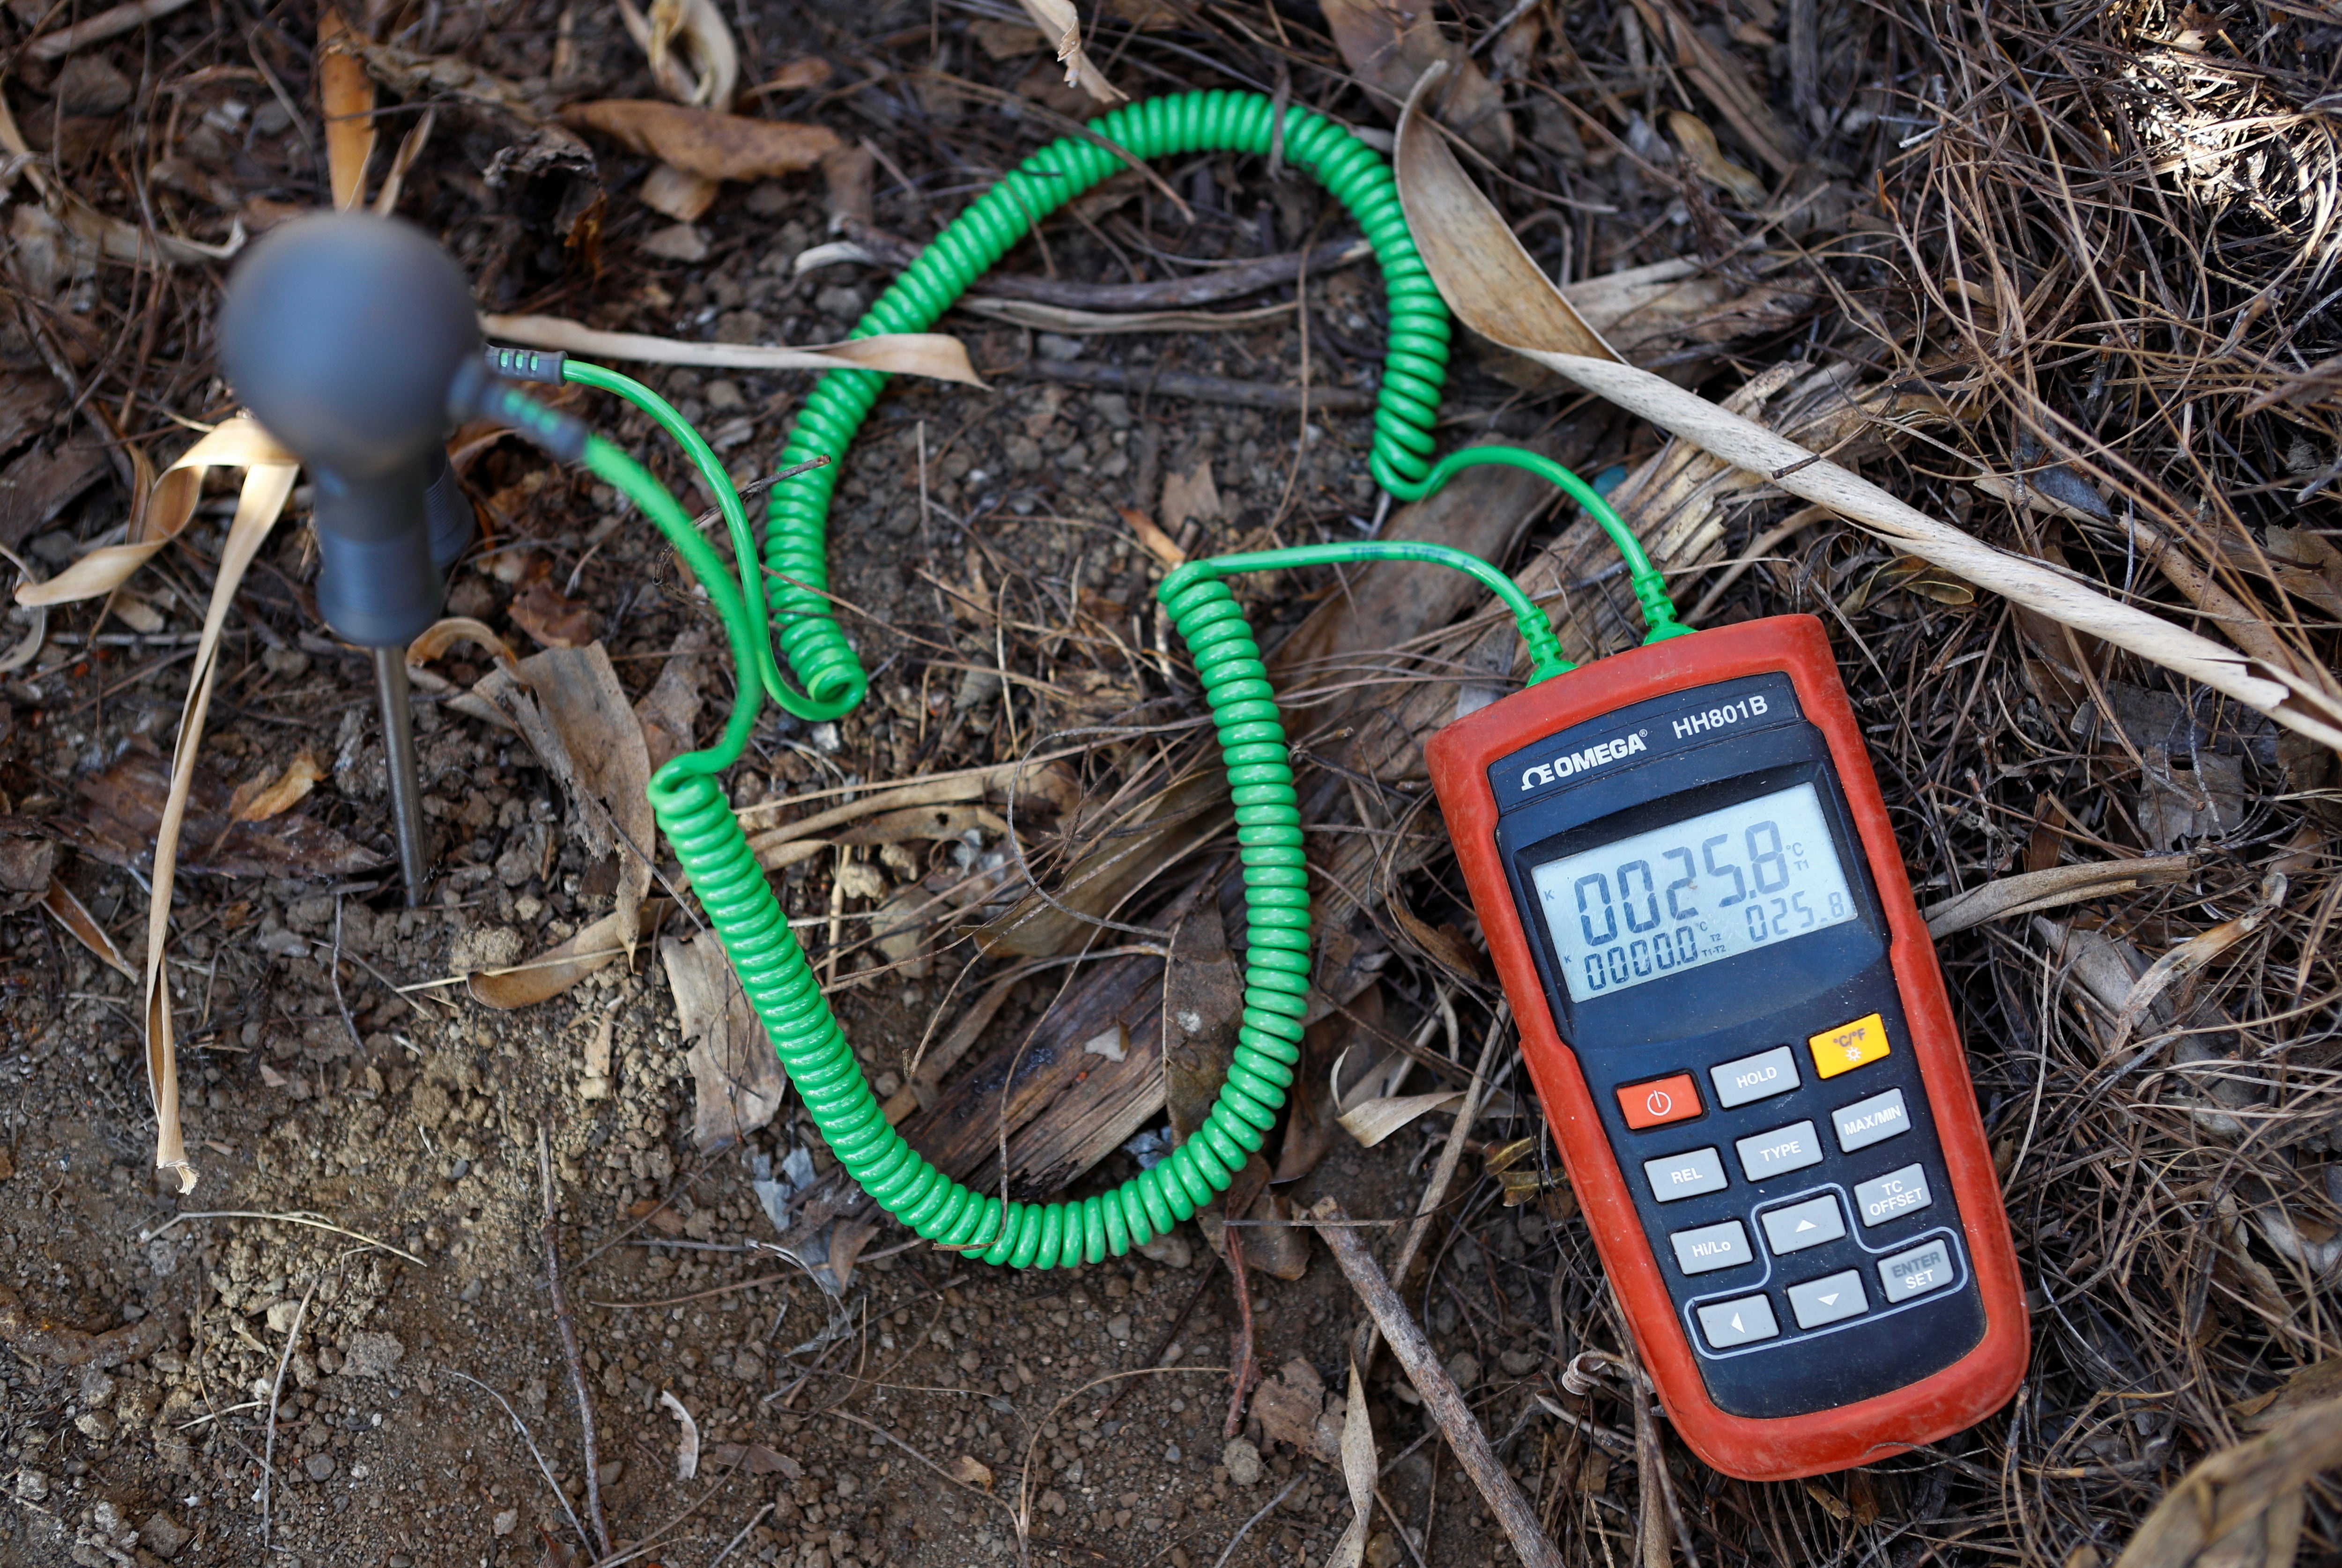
[538,90,1697,1270]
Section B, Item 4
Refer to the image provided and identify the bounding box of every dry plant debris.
[0,0,2338,1565]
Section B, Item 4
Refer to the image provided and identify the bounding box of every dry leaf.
[1665,110,1767,207]
[1326,1358,1378,1568]
[1015,0,1126,104]
[474,645,655,950]
[948,1454,994,1489]
[1923,856,2194,938]
[317,8,378,211]
[618,0,739,109]
[664,932,786,1150]
[639,162,720,222]
[27,0,201,60]
[953,296,1294,336]
[660,1389,701,1480]
[0,92,244,267]
[1320,0,1511,158]
[1392,68,2342,756]
[2112,1394,2342,1568]
[633,626,707,773]
[1117,506,1186,568]
[754,58,835,95]
[371,105,436,217]
[704,1442,799,1475]
[17,419,294,609]
[42,880,131,979]
[563,99,838,181]
[510,579,598,649]
[467,904,663,1008]
[1161,462,1222,531]
[69,742,378,880]
[479,312,983,387]
[409,615,519,668]
[228,753,325,822]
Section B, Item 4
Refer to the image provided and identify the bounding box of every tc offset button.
[1879,1240,1957,1303]
[1787,1269,1868,1329]
[1709,1045,1799,1109]
[1832,1087,1910,1153]
[1856,1163,1934,1227]
[1616,1073,1703,1131]
[1734,1120,1823,1182]
[1668,1220,1752,1276]
[1643,1146,1727,1203]
[1759,1194,1845,1255]
[1696,1294,1779,1350]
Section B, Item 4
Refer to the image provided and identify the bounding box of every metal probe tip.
[372,646,430,908]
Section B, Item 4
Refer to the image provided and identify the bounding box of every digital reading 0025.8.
[1426,618,2027,1483]
[1530,781,1858,1003]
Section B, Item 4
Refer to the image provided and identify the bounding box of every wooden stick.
[540,1127,613,1557]
[1311,1196,1567,1568]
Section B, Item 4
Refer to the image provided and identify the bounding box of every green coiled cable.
[536,90,1691,1270]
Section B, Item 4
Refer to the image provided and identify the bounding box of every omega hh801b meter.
[1428,615,2027,1482]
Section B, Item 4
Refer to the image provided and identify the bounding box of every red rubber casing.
[1426,615,2027,1481]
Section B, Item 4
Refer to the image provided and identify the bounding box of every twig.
[540,1125,612,1557]
[258,1273,321,1559]
[139,1209,428,1265]
[1359,1006,1510,1365]
[444,1368,592,1551]
[1210,1474,1303,1568]
[588,1270,794,1310]
[1311,1196,1567,1568]
[1222,1226,1260,1439]
[328,894,364,1055]
[708,1502,776,1567]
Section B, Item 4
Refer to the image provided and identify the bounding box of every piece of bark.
[0,1283,176,1369]
[665,932,785,1150]
[0,436,108,547]
[66,738,381,879]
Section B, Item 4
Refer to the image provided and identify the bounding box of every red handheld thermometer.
[1427,614,2027,1481]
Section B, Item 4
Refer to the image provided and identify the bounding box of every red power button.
[1617,1073,1704,1131]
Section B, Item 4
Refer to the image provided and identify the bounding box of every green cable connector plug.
[1162,540,1574,683]
[1382,446,1694,644]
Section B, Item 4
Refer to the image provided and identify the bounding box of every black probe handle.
[218,213,482,648]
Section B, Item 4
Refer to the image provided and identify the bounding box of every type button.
[1733,1120,1823,1183]
[1617,1073,1703,1130]
[1808,1012,1890,1079]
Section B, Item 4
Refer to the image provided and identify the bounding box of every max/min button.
[1616,1073,1703,1130]
[1832,1087,1911,1152]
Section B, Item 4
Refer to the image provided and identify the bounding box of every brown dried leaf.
[1923,855,2194,938]
[1665,110,1767,207]
[409,615,519,668]
[70,739,378,880]
[664,932,785,1150]
[1160,461,1221,531]
[317,8,378,211]
[41,880,129,978]
[632,626,706,773]
[509,579,598,649]
[1320,0,1511,158]
[2112,1395,2342,1568]
[228,753,324,823]
[479,312,983,387]
[1253,1357,1337,1461]
[1015,0,1126,104]
[753,57,835,94]
[563,99,839,181]
[948,1454,995,1489]
[468,903,663,1008]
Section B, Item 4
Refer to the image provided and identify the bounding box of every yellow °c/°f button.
[1808,1013,1890,1079]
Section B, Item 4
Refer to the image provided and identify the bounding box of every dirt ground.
[5,0,2342,1565]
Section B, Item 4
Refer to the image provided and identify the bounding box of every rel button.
[1616,1073,1703,1130]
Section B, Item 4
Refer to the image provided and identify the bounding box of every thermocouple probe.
[218,214,482,906]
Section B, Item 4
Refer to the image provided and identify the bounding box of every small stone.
[1137,1228,1192,1271]
[257,928,310,958]
[1221,1437,1263,1487]
[92,1500,126,1535]
[141,1510,191,1561]
[14,1469,47,1501]
[77,1367,116,1406]
[492,1508,519,1537]
[1163,1443,1181,1463]
[74,1410,115,1441]
[447,925,523,973]
[1036,333,1084,361]
[815,284,865,319]
[305,1452,336,1481]
[341,1331,405,1379]
[265,1299,306,1335]
[834,1471,859,1499]
[642,223,709,262]
[27,531,77,566]
[1104,1313,1132,1343]
[704,378,744,411]
[1445,1352,1482,1390]
[1498,1348,1541,1377]
[260,646,311,678]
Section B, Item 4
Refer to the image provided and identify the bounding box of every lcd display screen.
[1529,782,1860,1003]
